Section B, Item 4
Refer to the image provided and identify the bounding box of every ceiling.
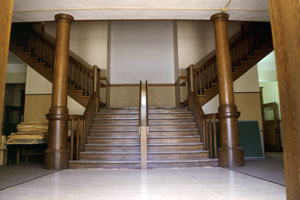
[12,0,270,22]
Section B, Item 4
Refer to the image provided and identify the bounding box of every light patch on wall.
[110,21,175,84]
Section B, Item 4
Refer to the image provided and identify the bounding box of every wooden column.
[44,13,74,169]
[0,0,14,165]
[268,1,300,199]
[211,13,244,167]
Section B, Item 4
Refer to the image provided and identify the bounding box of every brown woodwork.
[69,115,84,160]
[268,1,300,199]
[0,0,14,158]
[44,13,74,170]
[9,23,98,107]
[211,13,244,167]
[139,81,149,169]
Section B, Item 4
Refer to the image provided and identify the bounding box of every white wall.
[110,21,175,84]
[45,21,108,69]
[177,21,241,69]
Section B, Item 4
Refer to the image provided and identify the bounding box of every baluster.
[209,117,213,158]
[213,116,217,158]
[76,117,80,160]
[84,70,88,96]
[198,68,202,95]
[81,67,84,92]
[81,119,85,151]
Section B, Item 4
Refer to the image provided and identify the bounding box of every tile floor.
[0,167,286,200]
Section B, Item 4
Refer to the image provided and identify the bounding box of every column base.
[44,149,69,170]
[218,146,244,167]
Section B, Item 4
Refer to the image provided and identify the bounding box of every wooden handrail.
[10,23,96,99]
[139,80,148,169]
[69,115,84,160]
[187,22,272,97]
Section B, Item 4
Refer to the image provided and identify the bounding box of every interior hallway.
[0,167,285,200]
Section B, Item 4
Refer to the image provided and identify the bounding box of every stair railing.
[203,114,218,158]
[187,22,272,98]
[10,23,96,99]
[139,81,149,169]
[69,115,85,160]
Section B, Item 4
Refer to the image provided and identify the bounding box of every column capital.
[55,13,74,22]
[210,12,229,22]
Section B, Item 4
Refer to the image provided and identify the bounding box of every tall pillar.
[44,13,74,169]
[0,0,14,165]
[211,13,244,167]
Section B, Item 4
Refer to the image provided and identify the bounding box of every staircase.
[70,107,218,169]
[9,23,98,107]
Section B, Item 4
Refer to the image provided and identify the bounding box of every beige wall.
[110,85,176,108]
[176,21,241,69]
[202,66,263,130]
[45,21,108,69]
[24,66,85,122]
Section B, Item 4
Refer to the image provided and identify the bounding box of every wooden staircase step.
[86,136,140,144]
[80,151,140,161]
[149,117,194,123]
[149,123,196,130]
[93,119,139,125]
[69,160,141,169]
[148,108,188,113]
[148,143,203,151]
[89,130,139,137]
[148,129,198,136]
[93,114,139,119]
[85,144,140,152]
[148,135,201,144]
[147,159,218,168]
[99,109,139,113]
[90,124,139,131]
[148,150,209,160]
[149,113,193,117]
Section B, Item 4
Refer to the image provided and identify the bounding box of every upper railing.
[139,81,149,169]
[10,23,96,98]
[187,22,272,97]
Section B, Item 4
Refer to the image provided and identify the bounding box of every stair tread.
[85,144,140,147]
[149,117,194,119]
[149,111,192,114]
[149,107,187,109]
[70,160,141,164]
[148,142,203,146]
[148,135,200,139]
[93,118,139,120]
[101,107,138,110]
[81,151,140,155]
[150,129,198,132]
[148,150,208,154]
[96,112,139,115]
[150,122,196,126]
[87,136,140,139]
[92,124,138,126]
[89,130,139,132]
[147,159,218,163]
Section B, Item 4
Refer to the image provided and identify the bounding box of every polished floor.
[0,167,286,200]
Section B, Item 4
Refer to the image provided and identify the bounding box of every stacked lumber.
[7,122,48,144]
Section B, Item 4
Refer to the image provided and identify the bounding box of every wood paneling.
[268,0,300,199]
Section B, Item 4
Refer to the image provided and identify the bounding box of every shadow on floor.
[228,152,285,185]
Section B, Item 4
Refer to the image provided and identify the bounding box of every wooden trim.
[25,93,52,96]
[110,83,176,87]
[234,92,261,94]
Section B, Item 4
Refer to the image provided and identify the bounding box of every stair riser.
[148,131,199,136]
[89,132,139,137]
[148,152,209,160]
[148,145,203,152]
[149,119,194,123]
[149,124,196,130]
[91,125,139,130]
[70,163,141,169]
[87,138,140,144]
[93,119,138,125]
[94,115,138,119]
[149,113,192,117]
[148,138,201,144]
[149,109,188,113]
[147,161,218,169]
[99,110,138,114]
[85,146,140,152]
[80,154,141,161]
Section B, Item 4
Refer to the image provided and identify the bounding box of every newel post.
[187,64,195,110]
[45,13,74,170]
[211,13,244,167]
